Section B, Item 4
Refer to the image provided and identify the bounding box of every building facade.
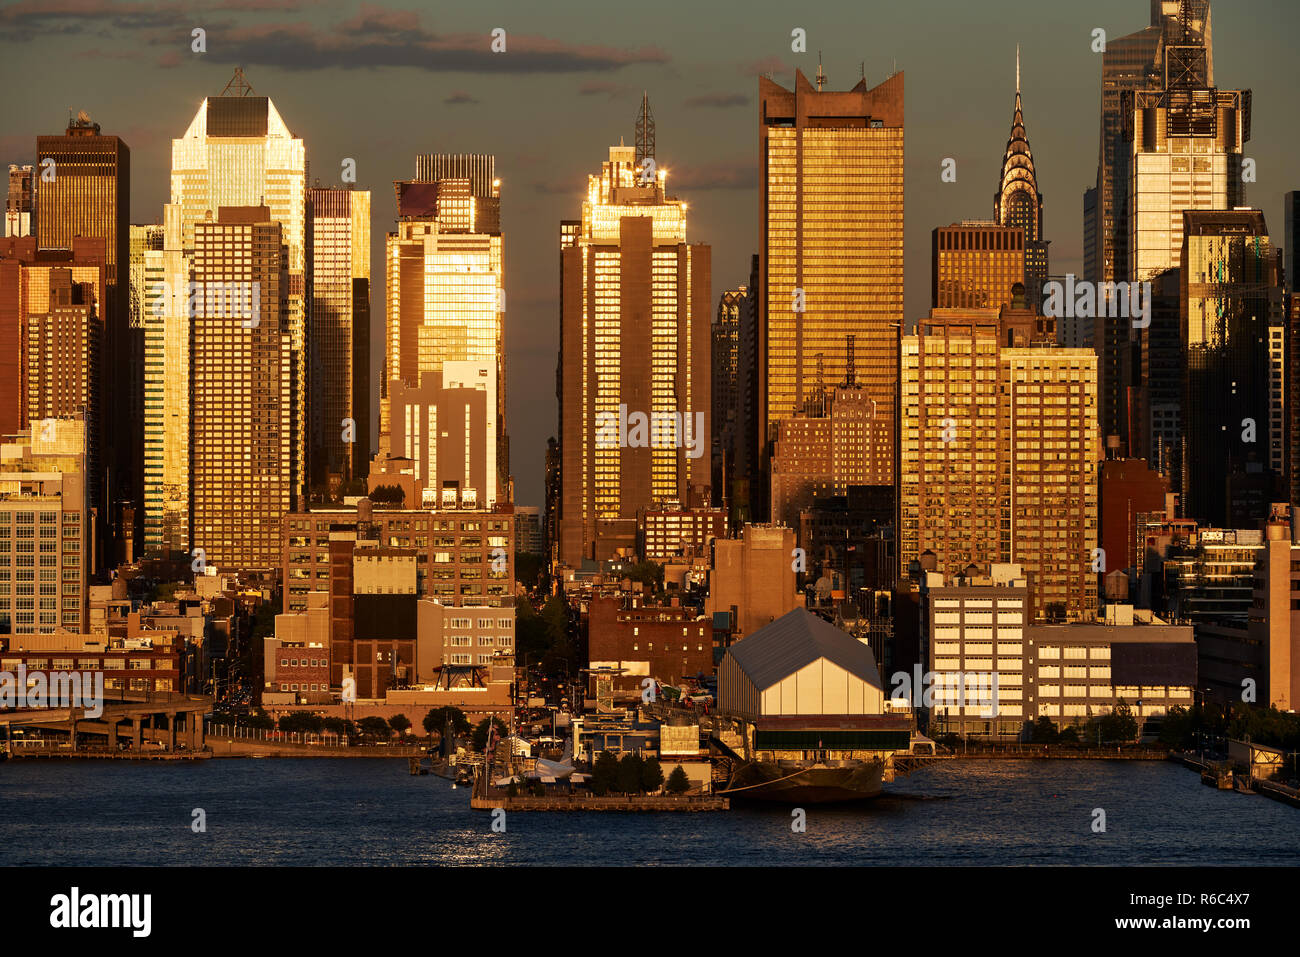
[899,305,1100,620]
[557,142,711,564]
[759,70,903,496]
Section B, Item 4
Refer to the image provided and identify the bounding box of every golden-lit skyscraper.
[146,70,307,560]
[377,155,505,504]
[557,143,711,565]
[36,114,131,561]
[190,207,290,571]
[899,306,1099,620]
[308,186,370,483]
[993,53,1047,293]
[758,69,903,502]
[932,222,1026,310]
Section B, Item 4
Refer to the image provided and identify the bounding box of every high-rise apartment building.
[758,70,903,501]
[932,223,1026,310]
[307,186,370,483]
[35,114,131,559]
[1179,209,1284,528]
[557,142,711,564]
[189,207,290,571]
[899,305,1100,620]
[994,55,1048,296]
[0,417,90,634]
[6,165,33,238]
[379,155,506,500]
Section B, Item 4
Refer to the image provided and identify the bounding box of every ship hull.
[724,759,884,803]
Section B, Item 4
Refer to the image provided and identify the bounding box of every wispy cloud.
[668,160,757,191]
[684,92,748,109]
[740,55,787,77]
[1,1,671,74]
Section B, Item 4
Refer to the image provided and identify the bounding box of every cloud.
[667,160,757,191]
[0,2,672,75]
[578,80,627,98]
[740,55,787,78]
[0,0,188,39]
[684,92,748,108]
[444,90,478,105]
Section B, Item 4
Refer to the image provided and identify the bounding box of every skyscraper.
[36,113,131,561]
[6,165,33,238]
[994,51,1047,298]
[1179,209,1284,528]
[377,155,506,502]
[0,236,106,511]
[1088,0,1213,285]
[932,222,1026,310]
[899,304,1100,620]
[307,185,370,483]
[758,70,903,504]
[557,142,711,564]
[149,70,308,561]
[1088,1,1213,455]
[190,206,291,571]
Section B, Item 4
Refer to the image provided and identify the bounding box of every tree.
[422,706,470,739]
[471,716,508,753]
[388,713,412,737]
[322,717,354,738]
[368,484,405,505]
[1058,724,1080,744]
[590,751,620,796]
[640,756,664,793]
[616,752,645,794]
[278,711,324,734]
[243,710,275,731]
[1030,716,1059,744]
[1099,700,1139,744]
[665,765,691,794]
[357,716,391,740]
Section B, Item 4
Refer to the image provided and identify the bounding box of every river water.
[2,757,1296,866]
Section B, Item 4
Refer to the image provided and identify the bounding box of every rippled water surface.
[2,758,1297,866]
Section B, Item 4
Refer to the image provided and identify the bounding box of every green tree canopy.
[616,752,645,794]
[1099,700,1139,743]
[423,706,471,738]
[388,713,412,736]
[357,716,391,740]
[1030,716,1059,744]
[368,484,405,505]
[665,765,691,794]
[590,750,620,796]
[640,756,664,793]
[278,711,324,734]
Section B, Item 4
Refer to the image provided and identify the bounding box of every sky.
[1,0,1296,507]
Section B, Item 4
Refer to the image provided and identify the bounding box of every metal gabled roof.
[725,608,884,692]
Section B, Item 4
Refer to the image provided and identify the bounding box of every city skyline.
[3,0,1295,507]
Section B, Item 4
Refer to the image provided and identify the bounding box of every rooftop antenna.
[1016,45,1020,92]
[221,66,255,97]
[816,52,825,90]
[635,92,655,166]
